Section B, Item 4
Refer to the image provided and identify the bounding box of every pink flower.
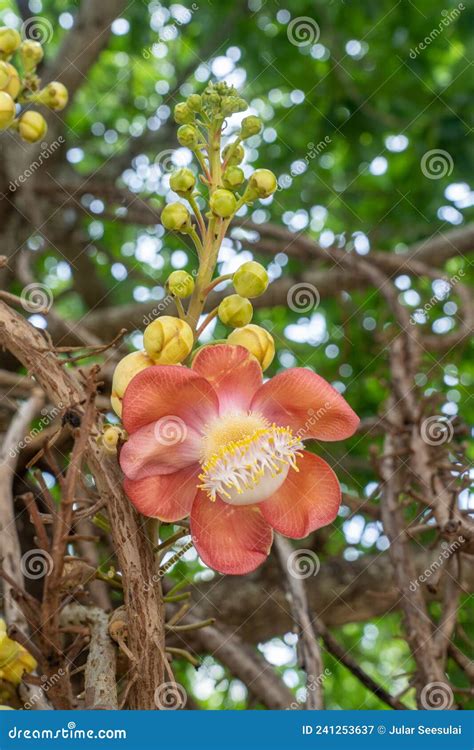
[120,345,359,575]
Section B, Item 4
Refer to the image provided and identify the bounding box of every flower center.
[199,415,303,506]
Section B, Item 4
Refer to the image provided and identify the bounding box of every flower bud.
[247,168,277,200]
[161,202,192,233]
[0,28,21,58]
[0,62,20,99]
[223,142,244,165]
[223,166,244,190]
[209,188,236,218]
[111,350,154,416]
[233,261,268,298]
[0,91,15,130]
[144,316,194,364]
[167,270,195,298]
[187,93,202,112]
[174,102,193,124]
[218,294,253,328]
[19,40,43,73]
[100,425,124,454]
[177,124,199,148]
[169,167,196,196]
[241,115,262,139]
[0,618,37,686]
[40,81,68,111]
[227,324,275,370]
[18,110,47,142]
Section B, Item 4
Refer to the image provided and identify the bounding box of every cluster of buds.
[111,82,276,417]
[0,26,68,143]
[0,619,37,686]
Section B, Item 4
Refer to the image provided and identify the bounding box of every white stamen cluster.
[199,424,303,502]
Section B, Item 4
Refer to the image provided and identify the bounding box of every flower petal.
[190,491,273,575]
[192,344,262,412]
[122,365,219,435]
[120,420,201,480]
[123,466,199,521]
[260,450,341,538]
[251,368,359,441]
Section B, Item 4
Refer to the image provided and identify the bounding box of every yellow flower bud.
[144,316,194,364]
[0,28,21,58]
[0,91,15,129]
[223,142,244,165]
[0,619,37,686]
[233,261,268,298]
[19,40,43,73]
[101,425,124,454]
[223,166,245,190]
[209,188,237,218]
[111,350,154,417]
[218,294,253,328]
[161,202,192,233]
[227,324,275,370]
[0,62,20,99]
[18,111,47,143]
[167,270,195,298]
[40,81,68,111]
[247,169,277,199]
[169,167,196,196]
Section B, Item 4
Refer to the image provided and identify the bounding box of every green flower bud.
[233,261,268,298]
[209,188,237,218]
[39,81,68,111]
[167,270,195,298]
[177,124,199,148]
[222,166,245,190]
[247,168,277,199]
[241,115,262,139]
[223,142,244,165]
[169,167,196,196]
[218,294,253,328]
[19,40,43,73]
[0,61,20,99]
[18,111,47,143]
[187,93,202,112]
[174,102,193,124]
[0,91,15,130]
[227,324,275,371]
[161,202,192,233]
[0,28,21,58]
[220,96,239,116]
[144,316,194,364]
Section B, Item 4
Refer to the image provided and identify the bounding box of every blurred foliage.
[1,0,472,709]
